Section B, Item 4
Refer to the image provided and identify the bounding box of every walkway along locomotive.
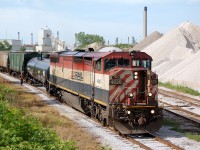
[47,50,163,134]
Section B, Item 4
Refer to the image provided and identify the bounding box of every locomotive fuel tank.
[27,57,50,85]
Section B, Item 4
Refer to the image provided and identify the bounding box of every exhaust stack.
[31,33,33,45]
[57,31,59,39]
[18,32,20,40]
[143,6,147,39]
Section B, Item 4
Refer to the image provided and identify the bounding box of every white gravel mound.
[160,50,200,90]
[142,21,200,91]
[98,46,123,52]
[131,31,163,51]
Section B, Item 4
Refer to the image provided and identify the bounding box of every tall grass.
[159,81,200,96]
[0,83,77,150]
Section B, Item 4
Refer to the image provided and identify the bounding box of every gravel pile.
[142,21,200,91]
[131,31,163,51]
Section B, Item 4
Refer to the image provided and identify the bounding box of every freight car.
[47,50,163,134]
[26,53,50,86]
[0,51,9,72]
[8,51,39,77]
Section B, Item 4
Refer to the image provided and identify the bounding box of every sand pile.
[131,31,163,51]
[85,42,104,51]
[142,21,200,91]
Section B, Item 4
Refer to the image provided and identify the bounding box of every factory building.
[36,28,53,52]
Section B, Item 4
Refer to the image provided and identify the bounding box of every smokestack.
[18,32,20,40]
[31,33,33,45]
[143,6,147,39]
[57,31,59,39]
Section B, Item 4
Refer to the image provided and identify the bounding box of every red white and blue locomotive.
[0,49,163,134]
[47,50,163,134]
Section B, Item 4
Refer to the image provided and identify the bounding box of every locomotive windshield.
[132,59,151,70]
[104,58,130,70]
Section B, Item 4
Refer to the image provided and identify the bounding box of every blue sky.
[0,0,199,46]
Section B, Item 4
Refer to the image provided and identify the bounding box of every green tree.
[75,32,105,48]
[3,40,12,50]
[0,42,4,50]
[0,40,12,51]
[20,46,26,51]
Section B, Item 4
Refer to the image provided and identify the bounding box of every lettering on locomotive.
[72,71,83,81]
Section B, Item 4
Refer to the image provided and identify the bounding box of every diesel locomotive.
[0,49,163,134]
[48,50,163,134]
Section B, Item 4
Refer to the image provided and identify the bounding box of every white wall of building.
[38,29,52,46]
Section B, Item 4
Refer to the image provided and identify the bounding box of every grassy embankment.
[159,81,200,96]
[159,81,200,141]
[0,78,106,149]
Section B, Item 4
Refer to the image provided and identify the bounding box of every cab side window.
[104,59,117,70]
[95,59,101,70]
[118,58,130,67]
[132,60,140,67]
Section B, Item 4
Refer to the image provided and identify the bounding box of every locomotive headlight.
[129,93,134,97]
[148,93,152,96]
[134,76,138,79]
[127,110,131,115]
[134,72,138,75]
[151,110,155,114]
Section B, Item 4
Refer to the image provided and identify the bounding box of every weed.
[159,81,200,96]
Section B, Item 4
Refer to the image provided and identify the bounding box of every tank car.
[0,51,9,72]
[47,50,163,134]
[8,51,39,77]
[26,53,50,86]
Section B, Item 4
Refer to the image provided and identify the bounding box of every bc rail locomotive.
[0,50,163,134]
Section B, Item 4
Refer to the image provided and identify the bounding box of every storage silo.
[38,29,52,46]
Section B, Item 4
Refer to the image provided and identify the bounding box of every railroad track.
[159,88,200,107]
[127,133,182,150]
[159,100,200,124]
[158,88,200,125]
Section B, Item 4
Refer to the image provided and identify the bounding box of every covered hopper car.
[8,51,39,77]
